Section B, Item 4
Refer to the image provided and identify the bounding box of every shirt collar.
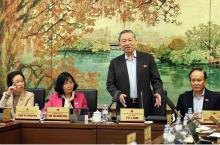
[13,90,24,98]
[61,91,75,101]
[125,50,137,60]
[193,89,205,100]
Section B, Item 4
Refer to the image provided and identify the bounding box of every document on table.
[209,132,220,138]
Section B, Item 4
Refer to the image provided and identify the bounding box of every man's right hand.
[119,94,127,107]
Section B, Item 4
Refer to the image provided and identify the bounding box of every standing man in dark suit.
[176,67,220,118]
[106,30,163,117]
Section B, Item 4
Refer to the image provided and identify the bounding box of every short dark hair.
[54,72,78,95]
[118,29,136,41]
[188,67,207,80]
[7,71,26,87]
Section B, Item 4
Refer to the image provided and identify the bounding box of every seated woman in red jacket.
[43,72,88,111]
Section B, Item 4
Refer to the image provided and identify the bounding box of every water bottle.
[34,103,39,109]
[163,124,170,144]
[174,117,184,144]
[181,114,190,143]
[175,116,183,131]
[167,127,175,144]
[183,113,189,126]
[40,111,46,122]
[187,108,193,119]
[34,103,42,121]
[102,104,109,122]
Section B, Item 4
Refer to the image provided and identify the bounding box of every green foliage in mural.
[156,23,220,65]
[169,49,206,65]
[157,44,172,63]
[69,38,111,53]
[185,23,220,56]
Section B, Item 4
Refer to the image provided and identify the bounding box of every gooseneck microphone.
[108,100,114,112]
[140,91,144,109]
[107,95,119,123]
[108,94,117,112]
[164,94,182,118]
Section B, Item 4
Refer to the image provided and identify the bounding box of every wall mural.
[0,0,219,106]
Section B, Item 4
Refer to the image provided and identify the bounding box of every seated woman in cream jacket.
[0,71,34,118]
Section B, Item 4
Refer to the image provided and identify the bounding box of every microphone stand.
[140,91,144,109]
[108,100,114,113]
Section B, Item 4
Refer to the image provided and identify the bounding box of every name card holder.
[166,112,173,125]
[127,132,136,144]
[144,126,151,144]
[120,108,145,122]
[0,108,11,122]
[15,106,40,120]
[202,110,220,124]
[46,107,70,120]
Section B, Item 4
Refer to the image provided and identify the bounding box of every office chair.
[25,88,45,110]
[75,89,97,114]
[145,90,167,123]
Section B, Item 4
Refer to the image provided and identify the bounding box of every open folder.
[187,120,212,144]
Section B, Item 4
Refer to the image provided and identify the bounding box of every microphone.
[115,114,120,124]
[108,95,119,123]
[108,100,114,112]
[164,94,182,118]
[108,95,117,112]
[140,91,144,109]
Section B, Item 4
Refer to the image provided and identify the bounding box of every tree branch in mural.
[157,23,220,65]
[0,0,180,94]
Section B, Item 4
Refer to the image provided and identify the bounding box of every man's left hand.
[154,93,161,107]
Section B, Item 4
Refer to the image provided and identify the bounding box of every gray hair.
[118,30,136,41]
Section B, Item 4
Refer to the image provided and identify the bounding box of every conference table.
[0,120,164,144]
[151,125,220,144]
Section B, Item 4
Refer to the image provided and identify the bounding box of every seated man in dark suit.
[176,67,220,119]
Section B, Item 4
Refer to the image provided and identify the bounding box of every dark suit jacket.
[106,51,163,116]
[176,88,220,118]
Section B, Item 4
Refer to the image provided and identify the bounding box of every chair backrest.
[75,89,97,114]
[145,90,167,123]
[153,90,167,116]
[25,88,45,110]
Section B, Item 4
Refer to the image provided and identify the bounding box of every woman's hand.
[7,84,16,96]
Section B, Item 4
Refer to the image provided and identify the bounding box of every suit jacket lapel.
[189,91,194,111]
[202,89,210,110]
[119,54,130,86]
[17,91,25,106]
[136,52,142,86]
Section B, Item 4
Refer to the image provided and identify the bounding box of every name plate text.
[202,110,220,123]
[47,107,69,120]
[120,108,144,122]
[16,106,40,120]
